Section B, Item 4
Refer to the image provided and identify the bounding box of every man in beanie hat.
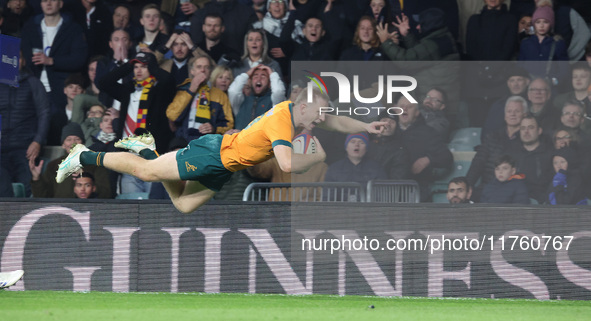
[482,64,531,138]
[324,132,386,191]
[29,122,112,198]
[47,73,87,146]
[548,146,587,205]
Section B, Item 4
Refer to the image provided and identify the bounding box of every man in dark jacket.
[508,115,554,203]
[94,28,136,108]
[527,77,560,133]
[396,95,453,201]
[63,0,113,57]
[0,60,50,197]
[465,1,517,61]
[189,0,258,55]
[367,114,409,180]
[196,13,238,63]
[136,4,169,57]
[420,87,450,138]
[464,1,519,126]
[20,0,88,144]
[280,15,338,62]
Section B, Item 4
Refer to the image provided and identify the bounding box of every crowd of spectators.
[1,0,590,205]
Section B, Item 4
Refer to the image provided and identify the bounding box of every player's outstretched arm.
[321,114,387,134]
[273,137,326,173]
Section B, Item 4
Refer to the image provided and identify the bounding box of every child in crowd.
[518,6,568,80]
[547,147,587,205]
[480,155,530,204]
[74,172,98,199]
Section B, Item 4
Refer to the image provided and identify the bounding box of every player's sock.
[139,149,159,160]
[80,151,106,167]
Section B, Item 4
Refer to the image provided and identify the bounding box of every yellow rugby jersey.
[220,101,295,172]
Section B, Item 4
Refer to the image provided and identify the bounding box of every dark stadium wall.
[0,200,590,300]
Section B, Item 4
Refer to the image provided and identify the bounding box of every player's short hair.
[294,86,330,106]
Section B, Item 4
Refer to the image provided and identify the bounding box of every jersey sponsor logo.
[185,162,197,172]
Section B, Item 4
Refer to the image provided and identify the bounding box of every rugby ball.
[292,134,317,154]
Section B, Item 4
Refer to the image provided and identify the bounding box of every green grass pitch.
[1,291,591,321]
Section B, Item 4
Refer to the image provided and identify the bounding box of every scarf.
[254,11,291,38]
[97,131,117,144]
[134,75,156,129]
[194,84,212,123]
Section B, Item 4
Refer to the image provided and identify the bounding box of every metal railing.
[242,182,365,202]
[366,180,420,203]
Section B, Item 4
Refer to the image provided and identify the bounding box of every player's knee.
[172,200,196,214]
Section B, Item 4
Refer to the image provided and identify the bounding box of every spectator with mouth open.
[227,64,285,132]
[226,28,283,79]
[324,132,386,187]
[280,15,338,62]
